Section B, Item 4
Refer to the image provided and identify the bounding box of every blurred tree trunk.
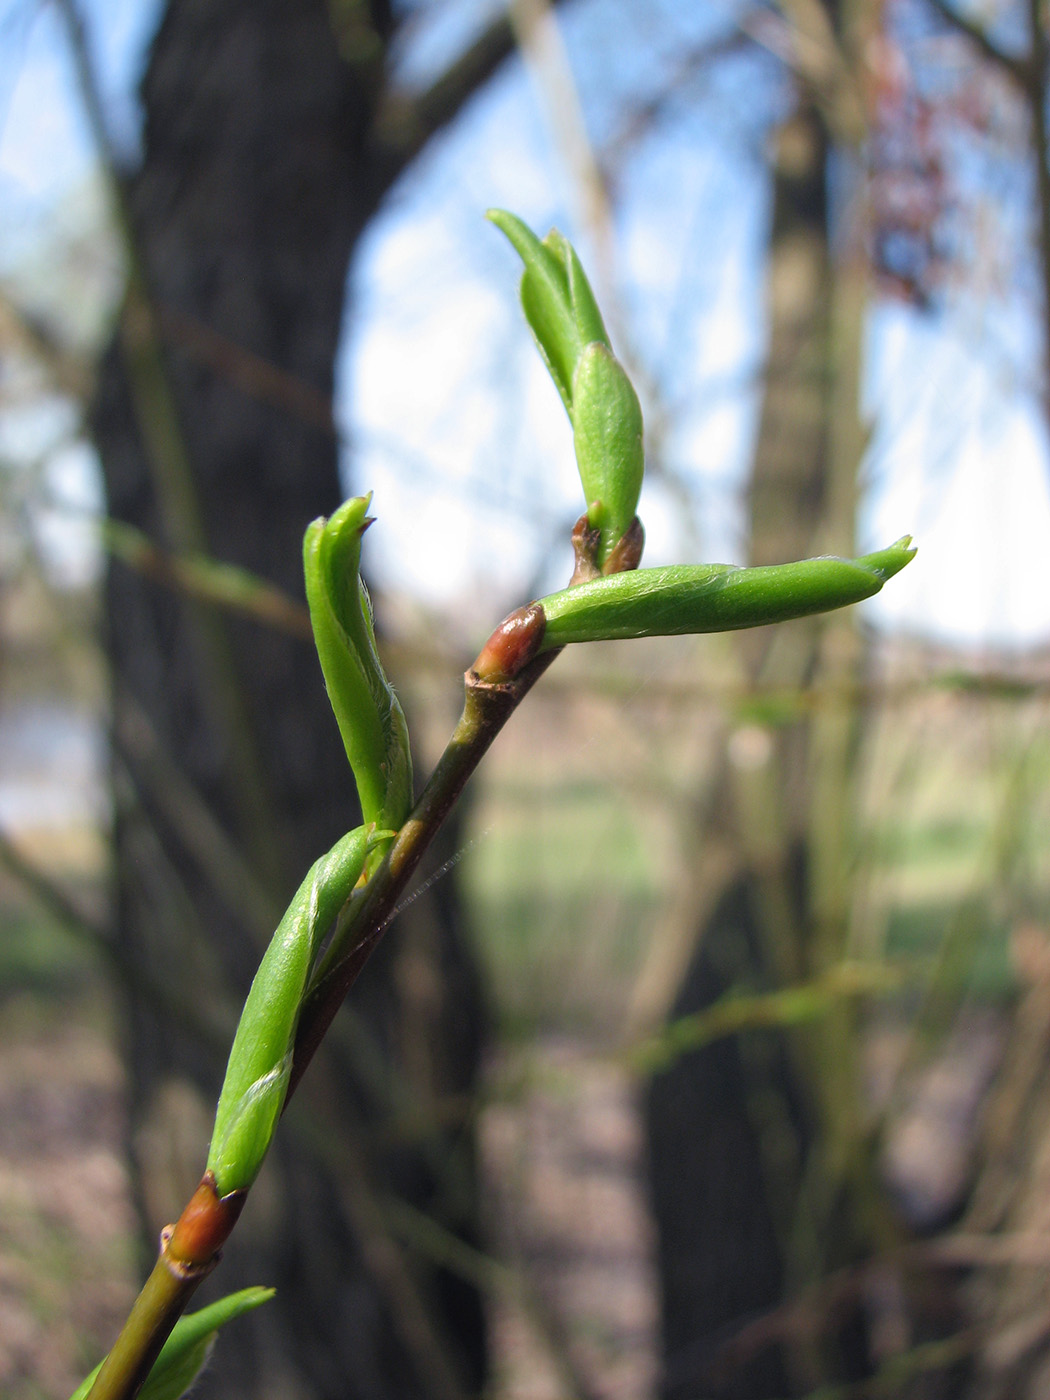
[644,33,892,1397]
[89,1,518,1395]
[919,6,1050,1392]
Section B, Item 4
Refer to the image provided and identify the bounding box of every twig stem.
[82,648,560,1400]
[291,650,560,1093]
[84,1251,215,1400]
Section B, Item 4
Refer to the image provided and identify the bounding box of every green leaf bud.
[207,1058,291,1201]
[571,342,645,567]
[536,539,917,648]
[489,210,645,571]
[70,1288,274,1400]
[303,495,412,842]
[207,826,371,1192]
[487,208,611,415]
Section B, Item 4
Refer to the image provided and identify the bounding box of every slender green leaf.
[303,496,412,841]
[207,826,370,1191]
[538,539,916,647]
[487,209,581,412]
[70,1289,275,1400]
[571,342,644,563]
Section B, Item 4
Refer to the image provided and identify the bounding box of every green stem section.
[84,1253,212,1400]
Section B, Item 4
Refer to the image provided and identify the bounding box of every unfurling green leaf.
[487,209,609,411]
[303,495,412,843]
[207,826,371,1192]
[571,343,644,567]
[70,1288,275,1400]
[536,539,917,648]
[488,209,644,569]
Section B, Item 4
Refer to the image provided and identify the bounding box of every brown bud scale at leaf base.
[602,515,644,575]
[166,1174,247,1269]
[570,511,602,584]
[470,603,547,683]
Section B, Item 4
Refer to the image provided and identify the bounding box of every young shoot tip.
[858,536,917,582]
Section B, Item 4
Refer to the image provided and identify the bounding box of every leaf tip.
[863,535,917,583]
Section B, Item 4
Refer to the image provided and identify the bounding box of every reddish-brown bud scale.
[471,604,546,683]
[602,516,644,575]
[570,511,602,585]
[166,1173,246,1268]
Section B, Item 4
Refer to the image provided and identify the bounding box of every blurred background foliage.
[3,0,1050,1398]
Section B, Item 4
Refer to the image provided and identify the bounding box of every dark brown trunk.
[92,2,488,1394]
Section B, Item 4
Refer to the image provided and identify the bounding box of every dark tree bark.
[645,857,811,1400]
[90,1,517,1394]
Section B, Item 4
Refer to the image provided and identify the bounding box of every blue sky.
[3,0,1050,647]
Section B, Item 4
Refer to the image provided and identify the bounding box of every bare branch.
[375,12,521,174]
[924,0,1032,86]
